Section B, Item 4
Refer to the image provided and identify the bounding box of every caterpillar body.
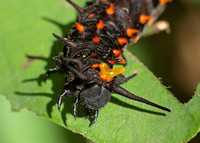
[45,0,171,124]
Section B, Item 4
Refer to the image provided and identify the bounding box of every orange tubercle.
[96,20,104,29]
[159,0,172,4]
[109,60,115,65]
[76,22,84,34]
[118,38,128,45]
[117,55,126,64]
[91,52,97,56]
[92,64,100,68]
[113,49,122,56]
[99,63,125,82]
[106,3,115,15]
[92,36,100,43]
[88,13,94,17]
[139,14,152,24]
[126,28,138,37]
[100,0,107,2]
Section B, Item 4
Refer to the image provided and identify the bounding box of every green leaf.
[0,0,200,143]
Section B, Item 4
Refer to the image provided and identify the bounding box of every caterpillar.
[45,0,172,124]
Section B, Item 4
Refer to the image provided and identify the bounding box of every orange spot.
[159,0,172,4]
[132,36,139,43]
[126,28,138,37]
[88,13,94,17]
[92,64,99,68]
[91,52,97,56]
[97,20,104,29]
[117,55,126,64]
[118,38,128,45]
[92,36,100,43]
[106,3,115,15]
[99,63,125,82]
[109,60,115,65]
[100,0,107,2]
[113,49,122,56]
[139,14,152,24]
[76,22,84,34]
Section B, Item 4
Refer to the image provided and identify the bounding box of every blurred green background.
[0,95,90,143]
[0,0,200,142]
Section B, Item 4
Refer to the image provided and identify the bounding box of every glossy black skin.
[44,0,170,124]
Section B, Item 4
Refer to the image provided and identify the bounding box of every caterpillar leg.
[58,90,71,111]
[44,54,63,81]
[44,65,60,82]
[91,110,99,124]
[73,90,80,120]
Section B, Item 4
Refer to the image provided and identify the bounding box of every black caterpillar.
[45,0,172,124]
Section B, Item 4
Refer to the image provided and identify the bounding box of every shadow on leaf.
[15,17,74,122]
